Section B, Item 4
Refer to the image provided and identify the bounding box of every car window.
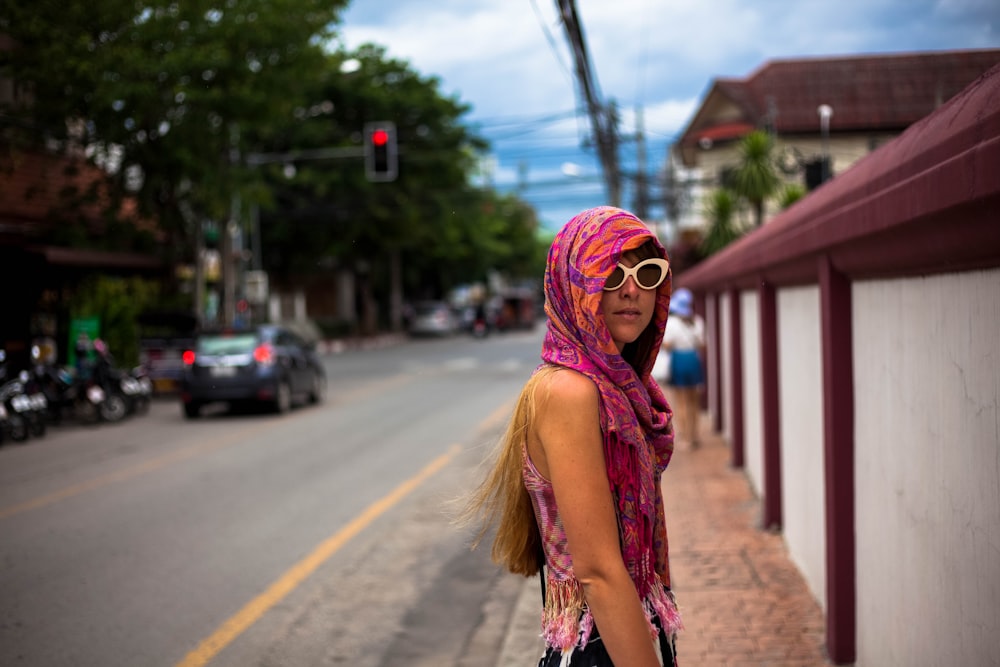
[275,331,298,347]
[196,333,258,355]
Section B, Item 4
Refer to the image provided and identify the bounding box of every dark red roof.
[0,147,148,237]
[678,49,1000,151]
[738,49,1000,132]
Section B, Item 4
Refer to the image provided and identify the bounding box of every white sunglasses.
[602,258,670,291]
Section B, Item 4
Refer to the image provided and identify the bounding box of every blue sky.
[336,0,999,232]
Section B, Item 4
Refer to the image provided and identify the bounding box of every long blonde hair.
[462,364,560,577]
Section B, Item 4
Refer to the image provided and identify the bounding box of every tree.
[778,183,806,210]
[732,130,781,227]
[701,188,742,255]
[254,45,541,322]
[1,0,348,260]
[2,6,544,332]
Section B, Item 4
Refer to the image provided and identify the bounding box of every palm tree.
[778,183,806,210]
[732,130,781,227]
[701,188,741,255]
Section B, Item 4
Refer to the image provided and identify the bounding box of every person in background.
[661,288,705,449]
[464,206,682,666]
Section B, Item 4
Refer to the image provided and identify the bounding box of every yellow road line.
[174,443,463,667]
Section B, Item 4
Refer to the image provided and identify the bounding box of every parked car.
[408,301,459,337]
[180,325,326,418]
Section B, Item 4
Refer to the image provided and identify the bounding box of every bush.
[71,275,160,367]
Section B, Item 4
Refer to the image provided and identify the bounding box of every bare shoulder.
[534,366,599,414]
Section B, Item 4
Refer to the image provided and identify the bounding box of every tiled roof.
[0,146,146,237]
[678,49,1000,150]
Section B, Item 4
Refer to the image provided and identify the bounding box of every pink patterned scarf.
[540,206,677,602]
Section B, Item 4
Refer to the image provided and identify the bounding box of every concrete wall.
[853,269,1000,666]
[719,292,733,444]
[740,290,763,497]
[776,286,826,612]
[706,293,721,424]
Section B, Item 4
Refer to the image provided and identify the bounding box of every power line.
[554,0,622,206]
[528,0,576,91]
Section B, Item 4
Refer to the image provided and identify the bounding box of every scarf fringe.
[540,576,683,653]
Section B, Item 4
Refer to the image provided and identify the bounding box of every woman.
[661,288,705,448]
[466,206,682,666]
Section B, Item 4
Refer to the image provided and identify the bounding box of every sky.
[336,0,999,232]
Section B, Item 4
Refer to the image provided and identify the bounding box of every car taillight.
[254,343,274,365]
[182,350,196,365]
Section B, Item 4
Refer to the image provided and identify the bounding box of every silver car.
[408,302,458,337]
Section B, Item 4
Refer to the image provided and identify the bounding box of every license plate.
[210,366,237,377]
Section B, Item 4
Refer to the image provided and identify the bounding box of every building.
[672,48,1000,231]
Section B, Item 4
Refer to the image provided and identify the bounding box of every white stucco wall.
[740,290,763,497]
[706,293,720,422]
[853,269,1000,666]
[776,286,826,612]
[719,292,733,443]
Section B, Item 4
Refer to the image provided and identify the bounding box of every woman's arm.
[534,369,661,667]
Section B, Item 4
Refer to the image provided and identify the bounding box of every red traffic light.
[364,121,397,182]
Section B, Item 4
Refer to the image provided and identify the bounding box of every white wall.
[706,293,721,422]
[776,286,826,611]
[720,292,733,443]
[853,269,1000,666]
[740,290,763,497]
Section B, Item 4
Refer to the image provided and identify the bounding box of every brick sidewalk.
[664,414,830,666]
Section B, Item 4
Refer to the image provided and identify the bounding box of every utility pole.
[633,104,649,220]
[555,0,621,206]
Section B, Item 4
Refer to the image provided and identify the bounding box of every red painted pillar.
[819,256,856,663]
[727,289,744,469]
[758,279,782,530]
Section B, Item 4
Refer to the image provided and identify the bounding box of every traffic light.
[364,121,398,182]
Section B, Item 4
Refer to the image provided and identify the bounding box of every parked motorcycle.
[0,371,33,442]
[113,366,152,415]
[89,341,129,423]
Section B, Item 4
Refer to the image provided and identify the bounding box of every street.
[0,329,545,667]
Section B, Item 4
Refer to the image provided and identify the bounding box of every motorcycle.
[114,366,152,415]
[89,343,129,423]
[0,372,33,442]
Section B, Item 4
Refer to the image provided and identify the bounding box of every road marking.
[0,421,279,520]
[174,442,463,667]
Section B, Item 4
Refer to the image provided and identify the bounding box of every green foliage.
[254,44,541,301]
[2,3,542,327]
[71,275,160,367]
[1,0,349,255]
[778,183,806,210]
[701,189,743,255]
[731,130,782,227]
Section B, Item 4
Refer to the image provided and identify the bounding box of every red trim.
[693,122,755,144]
[727,290,744,469]
[28,245,162,270]
[758,280,782,530]
[819,256,857,664]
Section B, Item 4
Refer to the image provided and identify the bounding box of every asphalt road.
[0,327,545,667]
